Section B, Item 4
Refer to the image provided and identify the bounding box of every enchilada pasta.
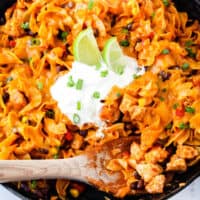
[0,0,199,199]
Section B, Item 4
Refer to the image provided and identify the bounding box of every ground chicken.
[130,142,144,161]
[176,145,198,160]
[100,103,120,123]
[145,146,168,163]
[145,175,166,194]
[8,89,27,110]
[136,163,163,182]
[166,155,187,172]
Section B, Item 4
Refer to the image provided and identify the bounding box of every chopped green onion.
[151,12,156,19]
[73,113,80,124]
[185,47,196,58]
[76,79,83,90]
[88,0,94,10]
[76,101,81,110]
[161,48,170,55]
[133,74,141,79]
[116,92,121,98]
[37,82,43,90]
[185,40,193,47]
[162,0,169,6]
[117,68,124,75]
[67,76,75,87]
[179,122,190,129]
[173,103,179,109]
[165,122,172,130]
[21,22,29,30]
[61,31,68,41]
[6,76,13,83]
[119,40,130,47]
[93,91,100,99]
[53,154,59,159]
[30,38,41,46]
[31,180,37,189]
[185,106,195,114]
[45,109,55,119]
[159,96,165,101]
[181,63,190,70]
[100,70,108,77]
[121,28,129,34]
[28,57,33,63]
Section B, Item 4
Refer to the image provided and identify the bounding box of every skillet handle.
[0,156,88,183]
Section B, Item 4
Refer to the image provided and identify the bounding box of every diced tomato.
[148,31,154,40]
[9,40,16,48]
[65,131,73,141]
[176,107,185,117]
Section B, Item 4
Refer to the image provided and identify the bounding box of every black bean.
[27,30,37,37]
[2,92,9,103]
[37,148,49,154]
[111,14,117,27]
[126,22,133,31]
[94,29,99,37]
[8,36,13,41]
[168,65,180,70]
[45,109,55,119]
[130,182,138,190]
[144,66,149,71]
[158,71,171,81]
[190,69,198,75]
[100,99,105,103]
[79,129,88,137]
[125,122,137,131]
[133,171,141,179]
[137,179,144,190]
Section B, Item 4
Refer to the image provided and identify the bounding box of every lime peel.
[102,37,126,75]
[73,27,102,68]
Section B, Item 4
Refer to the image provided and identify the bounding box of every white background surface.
[0,177,199,199]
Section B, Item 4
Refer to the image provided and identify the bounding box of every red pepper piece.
[176,107,185,117]
[148,31,154,40]
[9,40,16,48]
[65,131,73,141]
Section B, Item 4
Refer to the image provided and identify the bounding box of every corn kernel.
[55,139,61,147]
[22,116,28,123]
[138,98,146,107]
[50,147,58,155]
[70,188,79,198]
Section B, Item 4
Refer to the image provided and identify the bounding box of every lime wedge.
[73,27,102,68]
[102,37,126,74]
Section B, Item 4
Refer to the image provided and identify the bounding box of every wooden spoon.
[0,136,137,195]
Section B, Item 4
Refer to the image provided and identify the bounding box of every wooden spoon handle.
[0,156,88,183]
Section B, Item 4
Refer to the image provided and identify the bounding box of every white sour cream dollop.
[50,56,144,127]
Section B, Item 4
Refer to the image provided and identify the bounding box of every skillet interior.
[0,0,200,199]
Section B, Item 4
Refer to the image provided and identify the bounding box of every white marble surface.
[0,177,199,199]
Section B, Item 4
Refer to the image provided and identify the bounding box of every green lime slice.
[73,27,102,68]
[102,37,126,74]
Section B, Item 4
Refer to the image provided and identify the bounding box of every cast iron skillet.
[0,0,200,199]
